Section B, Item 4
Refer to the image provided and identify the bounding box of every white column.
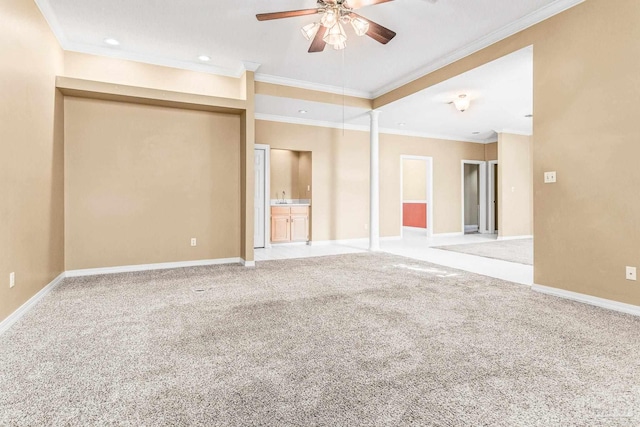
[369,110,381,251]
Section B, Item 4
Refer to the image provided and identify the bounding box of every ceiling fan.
[256,0,397,53]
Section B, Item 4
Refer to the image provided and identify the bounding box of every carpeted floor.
[1,253,639,426]
[435,238,534,265]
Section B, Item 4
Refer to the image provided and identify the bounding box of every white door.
[254,149,266,248]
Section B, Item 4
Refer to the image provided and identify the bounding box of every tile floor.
[255,228,533,285]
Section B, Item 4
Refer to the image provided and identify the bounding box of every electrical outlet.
[626,266,637,281]
[544,171,557,184]
[9,272,15,288]
[190,238,197,247]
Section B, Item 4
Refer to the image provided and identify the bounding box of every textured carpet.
[1,253,639,426]
[435,238,534,265]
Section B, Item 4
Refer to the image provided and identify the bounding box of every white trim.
[240,259,256,268]
[0,272,65,335]
[254,73,372,99]
[461,160,487,234]
[532,284,640,317]
[497,235,533,241]
[242,61,262,73]
[402,200,428,204]
[372,0,585,98]
[254,114,491,144]
[432,232,464,237]
[487,160,499,234]
[66,258,241,277]
[400,155,434,239]
[465,225,479,233]
[254,144,271,249]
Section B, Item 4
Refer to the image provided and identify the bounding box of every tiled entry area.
[255,229,533,285]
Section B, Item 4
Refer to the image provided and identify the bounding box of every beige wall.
[298,152,312,201]
[485,143,498,161]
[0,0,65,323]
[497,133,532,238]
[271,150,300,199]
[257,120,485,239]
[64,97,241,270]
[464,164,480,226]
[63,52,243,100]
[402,159,427,201]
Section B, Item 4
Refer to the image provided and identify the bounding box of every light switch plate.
[9,272,15,288]
[544,171,557,184]
[626,266,637,281]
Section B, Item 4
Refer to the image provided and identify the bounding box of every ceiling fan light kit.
[257,0,397,53]
[454,94,471,112]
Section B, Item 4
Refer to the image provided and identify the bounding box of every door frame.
[461,160,487,234]
[487,160,499,234]
[255,144,271,248]
[400,155,434,238]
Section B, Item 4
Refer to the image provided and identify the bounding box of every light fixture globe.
[301,22,320,40]
[351,17,370,36]
[323,22,347,46]
[454,94,471,112]
[321,8,338,28]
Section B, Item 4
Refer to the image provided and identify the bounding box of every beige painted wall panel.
[0,0,65,322]
[270,149,300,200]
[402,159,427,201]
[298,152,312,201]
[498,133,532,238]
[485,143,498,161]
[532,0,640,305]
[64,52,242,100]
[464,164,480,226]
[65,98,240,270]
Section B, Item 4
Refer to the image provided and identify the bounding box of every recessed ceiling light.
[198,55,211,62]
[472,132,481,135]
[525,114,533,118]
[397,123,406,127]
[298,109,308,114]
[103,38,120,46]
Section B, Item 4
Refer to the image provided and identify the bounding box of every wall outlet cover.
[190,238,197,247]
[626,266,637,281]
[544,171,557,184]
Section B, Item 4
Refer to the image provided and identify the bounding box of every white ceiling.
[36,1,555,141]
[38,0,581,97]
[256,46,533,143]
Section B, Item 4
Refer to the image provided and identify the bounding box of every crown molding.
[255,113,491,144]
[371,0,585,98]
[242,61,262,73]
[254,74,373,99]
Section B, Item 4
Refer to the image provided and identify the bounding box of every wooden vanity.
[271,206,309,243]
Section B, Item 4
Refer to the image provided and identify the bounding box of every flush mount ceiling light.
[257,0,399,53]
[298,109,308,114]
[525,114,533,118]
[103,37,120,46]
[198,55,211,62]
[453,94,471,112]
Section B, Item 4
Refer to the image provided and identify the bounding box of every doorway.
[400,156,433,238]
[488,160,499,234]
[254,144,270,249]
[461,160,487,234]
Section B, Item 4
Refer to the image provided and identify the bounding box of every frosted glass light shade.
[301,22,320,40]
[333,40,347,50]
[321,9,338,28]
[323,22,347,46]
[351,17,370,36]
[454,95,471,112]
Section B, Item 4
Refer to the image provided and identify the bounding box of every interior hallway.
[256,228,533,286]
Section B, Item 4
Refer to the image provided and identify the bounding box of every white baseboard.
[433,232,464,237]
[403,226,427,232]
[0,272,65,335]
[532,284,640,317]
[497,235,533,241]
[464,225,479,233]
[66,257,241,277]
[241,258,256,267]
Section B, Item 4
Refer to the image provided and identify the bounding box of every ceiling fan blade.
[346,0,394,9]
[349,13,396,44]
[256,9,319,21]
[308,26,327,53]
